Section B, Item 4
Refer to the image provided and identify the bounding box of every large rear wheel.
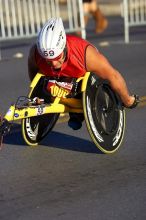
[83,73,126,154]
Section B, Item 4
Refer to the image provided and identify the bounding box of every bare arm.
[86,46,135,107]
[28,44,39,81]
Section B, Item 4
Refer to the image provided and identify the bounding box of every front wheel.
[83,73,126,154]
[22,76,59,146]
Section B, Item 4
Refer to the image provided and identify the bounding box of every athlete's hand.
[124,95,139,109]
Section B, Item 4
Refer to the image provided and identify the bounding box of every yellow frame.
[4,72,90,122]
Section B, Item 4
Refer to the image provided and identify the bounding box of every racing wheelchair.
[0,72,125,154]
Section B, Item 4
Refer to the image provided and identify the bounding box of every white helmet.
[37,17,66,60]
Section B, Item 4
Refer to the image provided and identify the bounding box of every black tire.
[83,73,125,154]
[22,76,59,146]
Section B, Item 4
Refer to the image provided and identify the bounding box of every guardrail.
[123,0,146,43]
[0,0,86,42]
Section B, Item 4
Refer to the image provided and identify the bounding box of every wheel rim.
[94,85,119,135]
[83,73,125,153]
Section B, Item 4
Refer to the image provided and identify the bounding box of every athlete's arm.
[28,44,39,81]
[85,45,135,107]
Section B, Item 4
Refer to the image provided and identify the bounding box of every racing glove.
[125,94,140,109]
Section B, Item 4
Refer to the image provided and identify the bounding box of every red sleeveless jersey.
[35,35,92,78]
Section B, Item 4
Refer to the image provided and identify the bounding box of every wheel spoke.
[83,73,125,153]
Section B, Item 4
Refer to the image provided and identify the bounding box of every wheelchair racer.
[28,17,139,130]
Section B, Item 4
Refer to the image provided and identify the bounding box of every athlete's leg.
[68,112,84,130]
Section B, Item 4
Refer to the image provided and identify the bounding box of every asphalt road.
[0,16,146,220]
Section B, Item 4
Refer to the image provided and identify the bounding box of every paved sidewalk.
[60,0,123,16]
[99,0,122,3]
[98,0,123,16]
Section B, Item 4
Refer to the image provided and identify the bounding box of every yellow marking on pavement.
[140,96,146,101]
[99,41,110,47]
[139,96,146,107]
[13,52,23,58]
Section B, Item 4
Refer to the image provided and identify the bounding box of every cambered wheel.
[83,73,125,154]
[22,76,59,146]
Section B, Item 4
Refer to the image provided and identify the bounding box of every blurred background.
[0,0,145,50]
[0,2,146,220]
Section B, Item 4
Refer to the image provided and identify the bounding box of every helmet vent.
[37,18,66,59]
[47,24,54,31]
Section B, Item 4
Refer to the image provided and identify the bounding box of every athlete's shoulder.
[28,43,39,69]
[66,34,89,44]
[29,43,37,57]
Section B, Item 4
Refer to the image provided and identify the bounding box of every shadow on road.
[3,124,101,154]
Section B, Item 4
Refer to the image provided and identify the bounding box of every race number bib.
[47,80,73,98]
